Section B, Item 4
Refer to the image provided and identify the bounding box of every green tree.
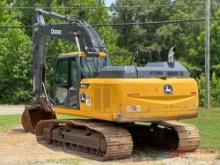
[188,8,220,77]
[0,0,32,103]
[111,0,206,67]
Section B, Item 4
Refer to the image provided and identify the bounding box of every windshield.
[80,56,111,78]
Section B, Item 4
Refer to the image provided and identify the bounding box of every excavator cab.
[22,53,110,132]
[54,55,80,108]
[54,53,110,108]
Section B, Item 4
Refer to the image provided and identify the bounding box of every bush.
[197,72,220,106]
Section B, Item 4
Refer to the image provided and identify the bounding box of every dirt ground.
[0,126,219,165]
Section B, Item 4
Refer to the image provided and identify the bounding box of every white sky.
[105,0,116,7]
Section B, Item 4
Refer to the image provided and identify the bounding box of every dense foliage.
[0,0,32,104]
[0,0,220,106]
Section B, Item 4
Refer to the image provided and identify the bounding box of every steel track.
[35,119,200,160]
[157,120,200,151]
[35,119,133,160]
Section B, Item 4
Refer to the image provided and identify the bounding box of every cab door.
[54,56,80,108]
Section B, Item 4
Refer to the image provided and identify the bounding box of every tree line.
[0,0,220,106]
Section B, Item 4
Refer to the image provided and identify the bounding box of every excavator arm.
[22,8,107,132]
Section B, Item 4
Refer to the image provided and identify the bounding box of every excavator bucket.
[22,106,56,133]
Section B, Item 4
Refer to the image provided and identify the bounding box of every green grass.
[185,108,220,151]
[0,115,21,132]
[0,114,80,133]
[58,114,83,120]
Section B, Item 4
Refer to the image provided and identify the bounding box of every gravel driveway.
[0,105,24,115]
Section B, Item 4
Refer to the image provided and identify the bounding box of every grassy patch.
[58,114,86,120]
[57,114,82,120]
[0,114,80,133]
[0,115,20,132]
[185,108,220,151]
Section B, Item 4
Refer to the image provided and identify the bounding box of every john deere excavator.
[22,9,200,160]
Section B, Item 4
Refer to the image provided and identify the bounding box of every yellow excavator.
[22,9,200,160]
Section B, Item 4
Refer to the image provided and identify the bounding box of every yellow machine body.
[55,78,198,122]
[21,9,201,159]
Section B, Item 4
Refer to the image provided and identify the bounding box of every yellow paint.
[98,52,107,58]
[60,51,86,57]
[54,78,199,123]
[59,51,107,57]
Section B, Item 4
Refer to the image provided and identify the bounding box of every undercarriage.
[35,119,200,160]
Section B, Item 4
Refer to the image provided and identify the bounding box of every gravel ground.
[0,105,24,115]
[0,127,219,165]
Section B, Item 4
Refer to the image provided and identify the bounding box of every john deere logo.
[51,29,62,35]
[164,84,173,95]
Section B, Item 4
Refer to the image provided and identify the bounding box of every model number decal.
[127,105,141,112]
[80,83,89,88]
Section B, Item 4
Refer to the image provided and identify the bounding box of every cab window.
[70,59,77,85]
[56,59,68,86]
